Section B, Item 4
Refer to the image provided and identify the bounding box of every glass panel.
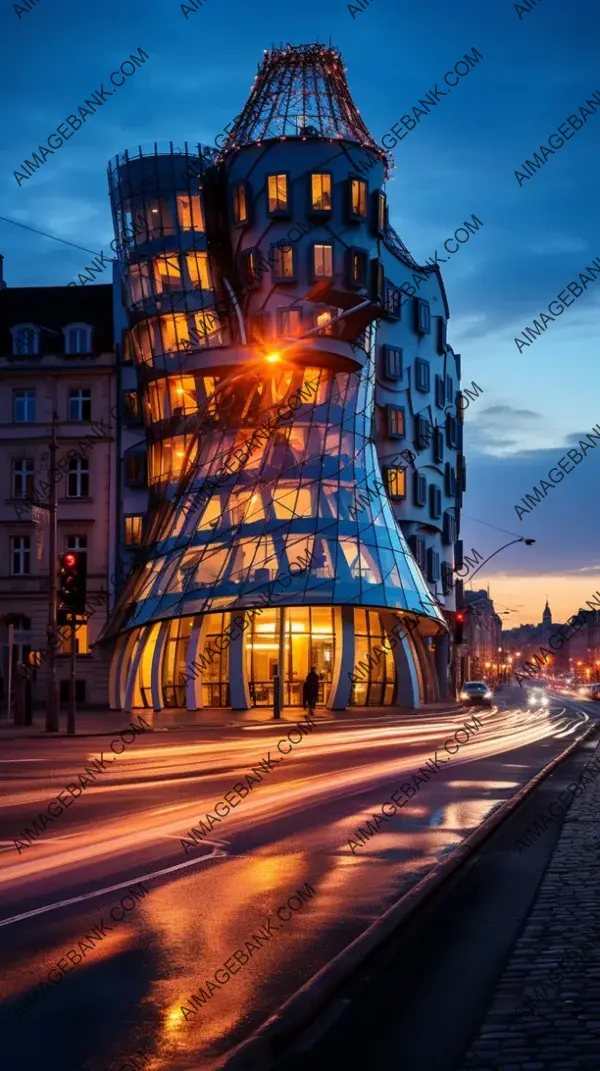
[177,194,205,231]
[153,254,183,295]
[186,252,212,291]
[248,608,280,707]
[311,173,331,211]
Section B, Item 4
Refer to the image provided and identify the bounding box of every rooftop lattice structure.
[220,42,388,167]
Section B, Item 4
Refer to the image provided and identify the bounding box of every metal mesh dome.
[220,42,388,166]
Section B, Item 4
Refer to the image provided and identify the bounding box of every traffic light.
[58,551,87,619]
[455,611,465,645]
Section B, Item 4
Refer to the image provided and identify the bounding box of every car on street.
[588,684,600,700]
[528,689,549,707]
[459,681,493,707]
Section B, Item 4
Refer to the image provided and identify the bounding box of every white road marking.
[0,842,227,929]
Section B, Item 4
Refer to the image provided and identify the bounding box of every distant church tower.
[542,599,552,627]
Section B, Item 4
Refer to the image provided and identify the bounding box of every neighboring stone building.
[464,588,502,681]
[0,269,116,711]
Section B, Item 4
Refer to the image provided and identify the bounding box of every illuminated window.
[316,310,333,336]
[267,173,289,213]
[278,308,302,337]
[160,314,192,354]
[129,262,152,304]
[168,375,197,415]
[60,622,89,655]
[145,379,167,421]
[131,320,156,364]
[233,183,248,223]
[186,252,211,291]
[313,243,333,279]
[186,310,222,348]
[387,405,405,438]
[350,179,368,218]
[384,467,406,499]
[376,190,386,233]
[124,515,143,545]
[311,173,332,212]
[350,609,395,707]
[198,613,230,707]
[163,617,194,708]
[153,254,183,295]
[177,194,204,231]
[122,391,141,423]
[271,245,294,280]
[350,248,368,286]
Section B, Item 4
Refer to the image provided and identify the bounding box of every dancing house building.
[102,43,464,713]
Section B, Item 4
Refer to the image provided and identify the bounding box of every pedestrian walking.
[303,667,320,715]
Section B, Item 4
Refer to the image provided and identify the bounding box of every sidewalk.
[0,700,461,738]
[461,738,600,1070]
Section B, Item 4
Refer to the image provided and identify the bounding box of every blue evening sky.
[1,0,598,624]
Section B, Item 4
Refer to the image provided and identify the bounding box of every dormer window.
[11,324,39,356]
[64,324,93,355]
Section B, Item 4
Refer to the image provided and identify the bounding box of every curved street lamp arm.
[463,538,524,584]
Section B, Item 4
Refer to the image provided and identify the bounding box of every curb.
[222,720,598,1070]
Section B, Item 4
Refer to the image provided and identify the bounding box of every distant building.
[464,589,502,680]
[502,599,568,676]
[0,269,116,710]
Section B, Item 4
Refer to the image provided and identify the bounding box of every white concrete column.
[229,613,251,710]
[185,618,204,710]
[150,622,169,711]
[123,629,145,713]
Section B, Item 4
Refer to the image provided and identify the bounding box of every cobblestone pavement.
[460,739,600,1070]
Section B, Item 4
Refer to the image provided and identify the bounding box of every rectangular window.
[437,318,447,354]
[126,454,146,488]
[446,376,454,404]
[376,190,386,233]
[316,310,333,336]
[124,515,143,545]
[350,248,368,287]
[232,183,248,223]
[387,405,405,439]
[11,536,31,575]
[68,389,91,422]
[413,472,427,507]
[415,358,430,393]
[128,261,152,304]
[443,511,456,545]
[446,413,458,449]
[426,547,440,583]
[186,252,211,291]
[153,254,183,295]
[415,415,434,451]
[417,298,431,335]
[311,173,332,212]
[13,389,36,423]
[12,458,34,499]
[385,284,402,319]
[350,178,368,218]
[383,345,402,380]
[429,484,442,519]
[271,244,294,280]
[122,391,141,422]
[444,462,456,496]
[313,243,333,279]
[67,458,90,498]
[408,535,426,569]
[277,308,303,337]
[441,561,454,595]
[177,194,204,231]
[435,374,445,408]
[66,535,87,554]
[267,174,288,213]
[457,452,467,492]
[384,467,406,500]
[434,427,444,464]
[169,375,197,416]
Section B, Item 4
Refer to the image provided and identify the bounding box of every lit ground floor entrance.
[109,606,448,713]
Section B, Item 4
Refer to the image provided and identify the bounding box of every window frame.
[232,181,250,225]
[277,307,303,338]
[348,176,368,220]
[415,358,431,393]
[68,388,92,422]
[373,189,386,236]
[348,246,368,288]
[266,172,290,216]
[435,374,445,408]
[382,345,403,381]
[270,243,295,282]
[125,452,147,489]
[11,324,39,356]
[384,282,402,320]
[10,535,31,575]
[433,426,445,464]
[64,323,93,356]
[383,466,406,500]
[12,457,35,499]
[429,483,442,519]
[437,317,447,354]
[67,456,90,499]
[416,298,431,335]
[13,388,36,423]
[124,514,144,546]
[309,172,333,215]
[311,242,334,281]
[413,471,427,508]
[386,405,405,440]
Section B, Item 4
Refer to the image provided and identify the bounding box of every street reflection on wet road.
[0,698,589,1070]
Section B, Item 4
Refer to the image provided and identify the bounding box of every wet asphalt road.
[0,686,593,1070]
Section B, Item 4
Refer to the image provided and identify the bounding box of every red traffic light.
[63,553,77,568]
[456,612,465,622]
